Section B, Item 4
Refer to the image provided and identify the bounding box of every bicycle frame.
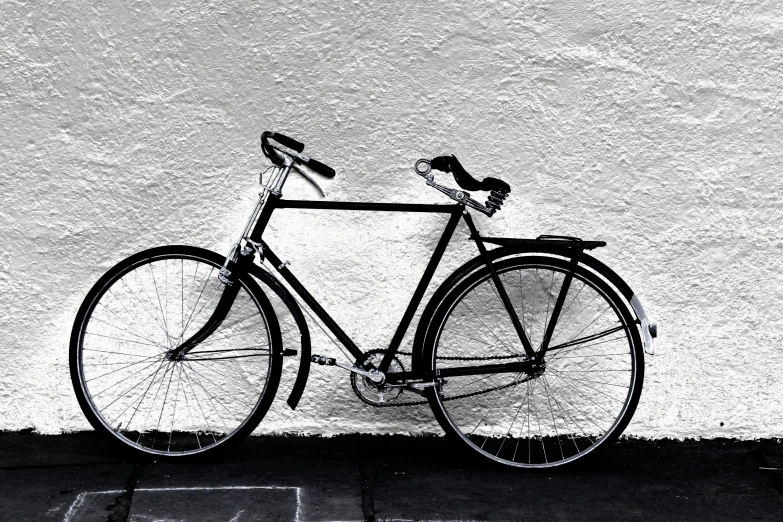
[243,193,542,381]
[170,158,643,405]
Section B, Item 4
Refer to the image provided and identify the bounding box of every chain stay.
[373,374,533,408]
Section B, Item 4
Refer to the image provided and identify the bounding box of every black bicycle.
[70,132,657,468]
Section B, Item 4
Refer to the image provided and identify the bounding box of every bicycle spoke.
[542,375,596,445]
[540,372,565,461]
[104,359,170,421]
[91,357,166,399]
[117,358,170,434]
[168,364,184,451]
[182,283,223,340]
[542,376,609,434]
[459,298,520,358]
[181,366,218,443]
[147,263,172,348]
[85,331,164,349]
[181,362,236,431]
[185,360,257,413]
[98,296,164,348]
[432,329,510,357]
[135,361,174,443]
[499,379,528,459]
[548,291,601,346]
[180,364,202,449]
[547,368,625,413]
[120,276,168,338]
[85,354,162,383]
[179,266,216,341]
[151,360,178,448]
[84,348,156,358]
[131,270,169,337]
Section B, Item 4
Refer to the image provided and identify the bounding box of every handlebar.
[261,131,304,154]
[261,131,335,178]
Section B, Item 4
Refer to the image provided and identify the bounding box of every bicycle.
[70,131,657,468]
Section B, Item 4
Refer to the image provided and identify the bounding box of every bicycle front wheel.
[425,255,643,468]
[70,246,282,458]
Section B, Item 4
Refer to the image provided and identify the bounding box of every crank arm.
[311,355,384,384]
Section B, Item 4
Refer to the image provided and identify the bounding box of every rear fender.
[412,244,655,371]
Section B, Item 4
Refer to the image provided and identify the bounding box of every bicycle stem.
[168,251,254,360]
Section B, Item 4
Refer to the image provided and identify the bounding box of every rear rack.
[480,235,607,250]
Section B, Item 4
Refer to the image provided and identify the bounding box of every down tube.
[261,244,367,361]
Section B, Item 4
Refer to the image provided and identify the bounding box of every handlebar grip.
[269,132,304,153]
[306,157,336,178]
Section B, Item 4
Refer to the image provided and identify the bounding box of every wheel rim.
[76,253,273,456]
[432,259,640,468]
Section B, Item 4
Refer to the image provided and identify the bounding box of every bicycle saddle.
[430,155,510,194]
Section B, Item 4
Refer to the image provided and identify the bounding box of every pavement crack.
[105,461,143,522]
[751,445,783,496]
[359,461,378,522]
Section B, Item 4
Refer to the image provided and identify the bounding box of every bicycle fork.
[168,246,254,360]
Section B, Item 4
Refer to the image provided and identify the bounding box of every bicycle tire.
[423,255,643,468]
[70,245,283,458]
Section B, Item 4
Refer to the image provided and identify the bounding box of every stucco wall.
[1,1,781,438]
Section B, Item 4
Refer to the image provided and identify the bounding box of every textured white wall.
[1,1,781,438]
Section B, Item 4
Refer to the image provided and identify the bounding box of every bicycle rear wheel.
[424,255,643,468]
[70,245,282,458]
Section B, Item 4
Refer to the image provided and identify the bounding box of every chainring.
[351,350,405,406]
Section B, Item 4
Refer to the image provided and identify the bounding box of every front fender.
[247,264,311,410]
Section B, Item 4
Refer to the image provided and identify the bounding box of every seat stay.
[537,243,582,359]
[462,212,537,359]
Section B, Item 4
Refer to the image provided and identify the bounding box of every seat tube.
[462,211,536,359]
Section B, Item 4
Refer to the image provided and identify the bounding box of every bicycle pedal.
[311,354,336,366]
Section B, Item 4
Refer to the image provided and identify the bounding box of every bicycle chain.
[370,349,532,408]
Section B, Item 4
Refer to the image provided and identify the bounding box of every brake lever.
[291,165,326,197]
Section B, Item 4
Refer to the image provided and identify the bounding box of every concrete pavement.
[0,432,781,521]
